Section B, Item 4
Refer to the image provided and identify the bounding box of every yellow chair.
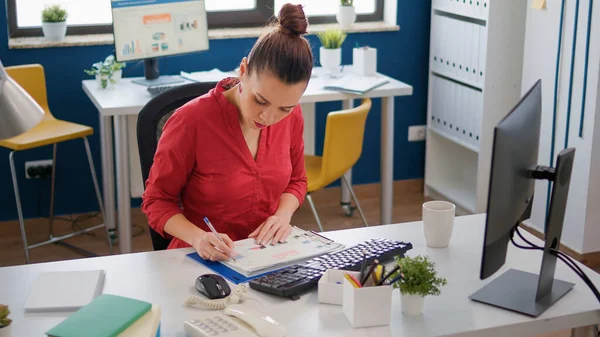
[304,98,371,231]
[1,64,112,263]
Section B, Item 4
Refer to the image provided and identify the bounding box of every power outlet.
[25,159,53,179]
[408,125,427,142]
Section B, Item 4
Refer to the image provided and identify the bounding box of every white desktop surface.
[2,214,599,337]
[81,66,413,255]
[82,68,412,116]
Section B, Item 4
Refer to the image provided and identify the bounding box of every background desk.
[2,214,599,336]
[82,67,413,253]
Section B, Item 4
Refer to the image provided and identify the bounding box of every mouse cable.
[509,226,600,305]
[184,283,249,310]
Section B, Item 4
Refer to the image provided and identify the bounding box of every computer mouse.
[195,274,231,299]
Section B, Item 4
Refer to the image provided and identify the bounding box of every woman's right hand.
[192,231,235,261]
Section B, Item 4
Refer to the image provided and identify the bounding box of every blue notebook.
[186,252,281,284]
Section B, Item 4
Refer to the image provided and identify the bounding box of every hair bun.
[278,3,308,36]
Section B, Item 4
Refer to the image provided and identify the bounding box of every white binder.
[24,270,105,312]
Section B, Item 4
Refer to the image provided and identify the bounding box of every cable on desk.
[509,226,600,304]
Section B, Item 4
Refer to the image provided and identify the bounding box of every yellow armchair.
[1,64,112,263]
[304,98,372,231]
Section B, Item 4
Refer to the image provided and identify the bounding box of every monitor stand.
[132,58,184,87]
[469,147,576,317]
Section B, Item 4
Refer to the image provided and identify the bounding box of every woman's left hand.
[248,214,293,245]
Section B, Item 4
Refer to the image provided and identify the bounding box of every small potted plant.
[41,4,68,41]
[316,28,347,75]
[0,304,12,336]
[337,0,356,29]
[84,55,125,89]
[105,55,126,83]
[389,255,447,315]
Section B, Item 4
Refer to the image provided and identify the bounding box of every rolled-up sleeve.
[283,107,308,206]
[141,111,196,238]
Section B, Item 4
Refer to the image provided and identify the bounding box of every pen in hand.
[203,217,236,262]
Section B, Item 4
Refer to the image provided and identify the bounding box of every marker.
[376,265,400,286]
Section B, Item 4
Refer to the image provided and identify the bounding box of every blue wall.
[0,1,431,221]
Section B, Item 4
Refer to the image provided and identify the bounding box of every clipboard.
[186,252,282,284]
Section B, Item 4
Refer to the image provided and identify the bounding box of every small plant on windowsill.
[389,254,448,315]
[337,0,356,28]
[41,4,68,41]
[0,304,12,337]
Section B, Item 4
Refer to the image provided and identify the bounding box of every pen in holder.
[342,272,393,328]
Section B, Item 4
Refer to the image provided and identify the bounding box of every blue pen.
[203,217,236,261]
[385,273,404,286]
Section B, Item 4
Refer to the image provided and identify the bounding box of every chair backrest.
[137,81,217,250]
[319,98,372,187]
[5,64,52,116]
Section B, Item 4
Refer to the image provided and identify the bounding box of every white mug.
[422,201,455,248]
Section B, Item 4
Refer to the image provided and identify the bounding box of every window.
[6,0,383,38]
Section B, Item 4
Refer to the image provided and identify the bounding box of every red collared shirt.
[141,78,307,249]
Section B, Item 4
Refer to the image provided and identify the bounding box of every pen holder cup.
[342,276,393,328]
[318,269,359,305]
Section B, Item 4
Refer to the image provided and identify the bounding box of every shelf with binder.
[432,0,490,21]
[429,11,487,89]
[429,73,482,153]
[424,0,527,214]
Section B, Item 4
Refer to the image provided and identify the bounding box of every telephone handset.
[183,306,287,337]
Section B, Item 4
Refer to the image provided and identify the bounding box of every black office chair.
[137,82,217,250]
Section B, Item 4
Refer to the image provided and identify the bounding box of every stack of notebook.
[45,294,161,337]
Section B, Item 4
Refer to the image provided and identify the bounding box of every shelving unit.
[424,0,527,213]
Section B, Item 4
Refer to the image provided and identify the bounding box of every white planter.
[95,74,112,89]
[42,21,67,41]
[353,47,377,76]
[336,5,356,29]
[400,293,425,315]
[0,325,12,337]
[112,69,122,83]
[319,47,341,74]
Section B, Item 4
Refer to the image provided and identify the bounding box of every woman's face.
[238,58,307,131]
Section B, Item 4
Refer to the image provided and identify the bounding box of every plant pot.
[336,5,356,29]
[320,46,342,75]
[0,324,12,337]
[400,293,425,315]
[112,69,122,83]
[42,22,67,41]
[95,74,112,89]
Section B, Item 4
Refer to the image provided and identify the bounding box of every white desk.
[82,67,413,253]
[2,214,599,337]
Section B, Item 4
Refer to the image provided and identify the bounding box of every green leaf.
[41,4,68,23]
[316,29,347,49]
[389,255,448,297]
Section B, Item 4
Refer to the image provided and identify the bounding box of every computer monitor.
[110,0,209,86]
[469,79,576,317]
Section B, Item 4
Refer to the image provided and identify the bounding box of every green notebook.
[46,294,152,337]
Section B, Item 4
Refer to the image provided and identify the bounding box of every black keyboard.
[147,84,182,96]
[249,238,412,300]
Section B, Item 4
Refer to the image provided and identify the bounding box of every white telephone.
[183,305,287,337]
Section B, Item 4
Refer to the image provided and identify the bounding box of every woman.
[141,3,313,262]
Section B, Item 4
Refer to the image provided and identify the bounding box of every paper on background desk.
[321,73,390,94]
[180,68,237,82]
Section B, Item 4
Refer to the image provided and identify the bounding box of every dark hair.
[246,3,314,84]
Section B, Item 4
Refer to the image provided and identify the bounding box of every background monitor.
[469,79,576,317]
[111,0,209,86]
